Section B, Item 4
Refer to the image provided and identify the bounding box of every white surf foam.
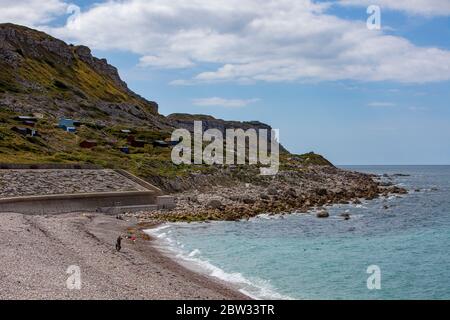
[145,225,293,300]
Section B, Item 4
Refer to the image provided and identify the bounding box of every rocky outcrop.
[130,164,408,223]
[167,113,289,153]
[0,23,160,125]
[168,113,273,134]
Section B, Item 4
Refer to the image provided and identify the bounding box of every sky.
[1,0,450,165]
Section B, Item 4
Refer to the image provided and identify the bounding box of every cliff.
[0,23,163,126]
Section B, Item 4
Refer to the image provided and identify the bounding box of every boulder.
[267,187,278,195]
[340,213,351,220]
[207,199,223,209]
[286,188,297,197]
[260,193,270,200]
[242,197,256,205]
[316,210,330,218]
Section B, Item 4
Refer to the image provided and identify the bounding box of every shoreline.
[0,212,248,300]
[143,222,291,300]
[0,168,408,300]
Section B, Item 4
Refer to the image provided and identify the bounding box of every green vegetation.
[0,24,333,186]
[0,113,331,186]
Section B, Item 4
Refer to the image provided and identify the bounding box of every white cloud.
[0,0,67,26]
[339,0,450,16]
[3,0,450,84]
[368,102,397,107]
[139,55,194,69]
[193,97,259,108]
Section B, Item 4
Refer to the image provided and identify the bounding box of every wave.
[145,224,293,300]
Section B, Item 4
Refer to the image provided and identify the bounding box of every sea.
[146,166,450,300]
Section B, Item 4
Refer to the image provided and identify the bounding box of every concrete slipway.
[0,165,175,215]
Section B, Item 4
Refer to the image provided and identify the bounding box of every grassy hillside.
[0,24,334,192]
[0,23,159,124]
[0,109,332,182]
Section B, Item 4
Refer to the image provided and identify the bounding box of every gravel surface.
[0,170,147,198]
[0,213,246,300]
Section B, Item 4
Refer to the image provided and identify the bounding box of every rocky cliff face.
[0,23,162,126]
[167,113,289,153]
[167,113,272,133]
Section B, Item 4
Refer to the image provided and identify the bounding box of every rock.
[316,210,330,218]
[340,213,351,220]
[242,197,256,205]
[260,193,270,200]
[286,188,297,197]
[207,199,223,209]
[187,195,198,203]
[0,24,159,122]
[267,187,278,195]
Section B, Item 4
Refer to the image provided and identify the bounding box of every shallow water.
[147,166,450,300]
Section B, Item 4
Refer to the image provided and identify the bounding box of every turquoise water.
[147,166,450,300]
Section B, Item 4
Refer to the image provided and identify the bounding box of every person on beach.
[115,236,122,252]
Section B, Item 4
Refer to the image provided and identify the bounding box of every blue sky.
[1,0,450,165]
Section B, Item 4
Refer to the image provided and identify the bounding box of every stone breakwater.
[0,169,147,198]
[129,166,407,223]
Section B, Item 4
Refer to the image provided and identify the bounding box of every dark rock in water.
[340,213,351,220]
[353,199,362,205]
[390,186,408,194]
[392,174,411,177]
[316,210,330,218]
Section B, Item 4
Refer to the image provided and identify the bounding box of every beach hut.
[79,140,98,149]
[11,127,39,137]
[11,127,28,136]
[119,147,130,154]
[58,118,77,132]
[127,135,146,148]
[131,139,146,148]
[153,140,170,148]
[166,139,181,146]
[14,116,38,123]
[22,121,36,127]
